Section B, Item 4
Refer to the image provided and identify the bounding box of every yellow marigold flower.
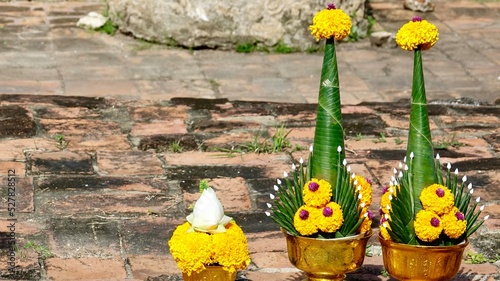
[168,222,213,275]
[380,190,393,214]
[441,207,467,239]
[358,208,373,233]
[309,4,352,41]
[303,178,332,207]
[395,16,439,51]
[420,184,454,215]
[380,222,392,241]
[168,222,250,275]
[317,202,344,233]
[211,222,251,273]
[354,175,372,207]
[294,205,320,236]
[414,210,443,242]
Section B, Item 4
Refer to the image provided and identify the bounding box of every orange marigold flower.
[303,178,332,207]
[309,5,352,41]
[414,210,443,242]
[294,205,320,236]
[420,184,455,215]
[441,207,467,239]
[317,202,344,233]
[395,17,439,51]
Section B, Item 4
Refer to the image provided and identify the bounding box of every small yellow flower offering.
[395,16,439,51]
[310,3,352,41]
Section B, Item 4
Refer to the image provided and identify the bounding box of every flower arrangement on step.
[378,16,489,246]
[266,3,373,240]
[168,180,250,279]
[378,16,490,280]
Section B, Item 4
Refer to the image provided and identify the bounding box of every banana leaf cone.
[311,38,346,190]
[406,48,437,212]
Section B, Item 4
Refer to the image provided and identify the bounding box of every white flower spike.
[284,171,288,178]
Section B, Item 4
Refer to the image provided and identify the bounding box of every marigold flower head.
[358,209,373,233]
[354,175,373,207]
[303,178,332,207]
[317,202,343,233]
[380,222,392,241]
[294,205,320,236]
[395,18,439,51]
[414,210,443,242]
[309,5,352,41]
[168,222,250,275]
[380,191,393,214]
[420,184,455,215]
[211,222,251,273]
[441,207,467,239]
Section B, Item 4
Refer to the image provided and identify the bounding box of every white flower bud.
[337,146,342,152]
[265,211,271,217]
[283,171,288,178]
[351,173,356,179]
[389,195,393,200]
[447,163,451,170]
[470,189,474,194]
[404,165,409,171]
[436,154,440,160]
[467,183,472,190]
[347,166,351,172]
[292,164,296,170]
[403,156,407,163]
[398,162,403,169]
[270,194,275,199]
[398,171,403,178]
[393,168,398,174]
[343,159,347,166]
[454,168,459,175]
[186,187,232,233]
[299,158,304,164]
[360,202,366,208]
[391,176,396,183]
[462,175,467,182]
[480,205,484,211]
[410,152,414,159]
[484,215,490,220]
[476,197,481,203]
[353,180,358,186]
[309,145,313,152]
[277,179,282,185]
[274,185,279,191]
[266,203,272,208]
[358,194,363,199]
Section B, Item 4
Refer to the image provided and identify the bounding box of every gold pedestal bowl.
[284,230,372,281]
[182,266,236,281]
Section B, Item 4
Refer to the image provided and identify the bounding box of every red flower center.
[431,218,440,227]
[323,207,333,217]
[436,188,445,197]
[327,3,336,10]
[299,209,309,220]
[455,212,465,221]
[308,182,319,191]
[412,16,422,22]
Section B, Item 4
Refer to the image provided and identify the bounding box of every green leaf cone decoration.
[311,38,346,186]
[406,49,436,214]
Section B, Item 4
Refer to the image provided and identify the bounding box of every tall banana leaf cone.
[266,3,374,240]
[379,17,488,246]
